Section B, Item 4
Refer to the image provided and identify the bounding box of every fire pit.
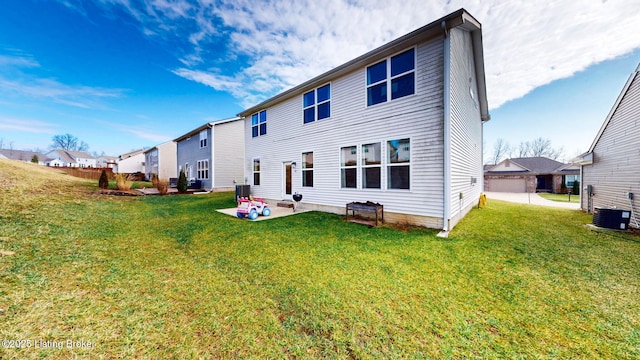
[292,192,303,212]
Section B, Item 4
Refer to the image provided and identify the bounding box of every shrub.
[572,180,580,196]
[31,154,39,164]
[115,173,133,191]
[98,170,109,189]
[156,179,169,195]
[177,169,188,193]
[560,180,567,194]
[150,173,159,188]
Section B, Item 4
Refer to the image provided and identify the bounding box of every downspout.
[442,21,452,232]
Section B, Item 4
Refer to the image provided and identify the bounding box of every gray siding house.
[575,63,640,226]
[238,9,489,231]
[144,141,177,181]
[174,118,245,191]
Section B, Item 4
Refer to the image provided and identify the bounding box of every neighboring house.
[46,149,96,168]
[237,9,490,231]
[174,117,245,191]
[0,149,51,165]
[144,141,177,181]
[115,149,146,174]
[574,63,640,223]
[96,155,117,169]
[484,157,580,193]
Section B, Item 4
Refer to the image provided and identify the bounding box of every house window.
[199,129,208,148]
[252,110,267,137]
[362,142,381,189]
[341,146,357,188]
[366,48,415,106]
[197,160,209,180]
[565,175,579,187]
[387,138,410,189]
[302,152,313,187]
[303,84,331,124]
[253,159,260,186]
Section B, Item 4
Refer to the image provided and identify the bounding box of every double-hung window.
[199,129,208,148]
[340,146,357,188]
[362,142,381,189]
[387,138,410,189]
[251,110,267,137]
[366,48,415,106]
[197,159,209,180]
[302,152,314,187]
[253,159,260,185]
[303,84,331,124]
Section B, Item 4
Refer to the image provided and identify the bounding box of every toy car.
[236,197,271,220]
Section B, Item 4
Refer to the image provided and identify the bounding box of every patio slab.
[217,205,310,221]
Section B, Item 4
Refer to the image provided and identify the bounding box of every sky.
[1,0,640,159]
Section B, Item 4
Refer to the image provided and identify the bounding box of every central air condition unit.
[593,207,631,230]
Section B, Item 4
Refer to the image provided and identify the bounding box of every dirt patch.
[98,189,143,196]
[0,249,16,256]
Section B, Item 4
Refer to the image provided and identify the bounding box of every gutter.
[442,21,452,233]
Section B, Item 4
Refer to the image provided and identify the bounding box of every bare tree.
[515,137,564,160]
[491,138,511,164]
[51,133,89,152]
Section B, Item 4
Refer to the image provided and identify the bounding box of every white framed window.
[366,48,415,106]
[253,158,260,185]
[362,142,381,189]
[302,152,313,187]
[387,138,410,189]
[251,110,267,137]
[199,129,208,148]
[197,160,209,180]
[303,84,331,124]
[340,146,357,188]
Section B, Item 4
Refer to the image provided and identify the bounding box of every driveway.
[484,192,580,210]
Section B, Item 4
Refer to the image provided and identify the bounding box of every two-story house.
[174,117,245,191]
[144,141,177,181]
[237,9,489,232]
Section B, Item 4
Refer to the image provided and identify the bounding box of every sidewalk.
[484,192,580,210]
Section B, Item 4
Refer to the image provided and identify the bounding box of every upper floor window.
[366,48,415,106]
[252,110,267,137]
[303,84,331,124]
[199,129,208,148]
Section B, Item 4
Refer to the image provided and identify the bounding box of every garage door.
[487,178,526,192]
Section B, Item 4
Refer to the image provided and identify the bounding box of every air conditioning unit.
[593,207,631,230]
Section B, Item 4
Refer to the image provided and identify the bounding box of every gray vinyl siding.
[581,69,640,222]
[244,37,446,218]
[447,28,484,224]
[213,120,245,187]
[177,128,213,188]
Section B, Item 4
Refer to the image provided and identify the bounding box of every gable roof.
[173,117,242,143]
[486,157,572,175]
[65,150,95,160]
[237,8,489,122]
[588,62,640,153]
[0,149,50,162]
[47,149,76,164]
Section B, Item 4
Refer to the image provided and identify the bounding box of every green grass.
[539,193,580,203]
[1,159,639,359]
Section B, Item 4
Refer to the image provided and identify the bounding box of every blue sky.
[1,0,640,159]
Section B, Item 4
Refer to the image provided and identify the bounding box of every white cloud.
[0,116,58,134]
[0,77,126,109]
[67,0,640,110]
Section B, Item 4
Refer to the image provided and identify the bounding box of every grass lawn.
[539,193,580,203]
[1,159,639,359]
